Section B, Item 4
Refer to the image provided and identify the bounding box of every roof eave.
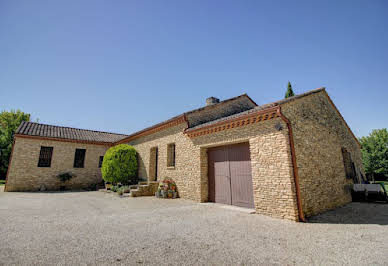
[14,134,114,146]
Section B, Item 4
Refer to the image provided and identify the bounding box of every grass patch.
[0,180,5,185]
[374,181,388,192]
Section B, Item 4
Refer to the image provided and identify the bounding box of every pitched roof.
[116,94,257,143]
[185,87,326,132]
[183,87,359,146]
[15,121,128,144]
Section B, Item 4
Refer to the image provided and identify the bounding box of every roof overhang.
[184,106,280,138]
[115,115,187,144]
[14,134,114,146]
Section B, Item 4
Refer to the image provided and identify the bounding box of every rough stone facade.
[128,123,202,201]
[6,137,108,191]
[5,89,362,222]
[191,118,299,221]
[127,118,299,221]
[281,91,362,217]
[126,90,361,221]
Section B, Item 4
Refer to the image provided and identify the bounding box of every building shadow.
[308,202,388,225]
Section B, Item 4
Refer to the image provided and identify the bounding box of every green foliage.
[56,172,76,182]
[285,81,295,98]
[0,180,5,185]
[374,181,388,193]
[101,144,138,185]
[120,186,130,193]
[0,110,31,178]
[360,128,388,180]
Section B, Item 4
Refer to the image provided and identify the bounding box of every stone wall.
[6,137,108,191]
[281,91,362,217]
[192,118,299,221]
[128,118,299,221]
[127,123,202,201]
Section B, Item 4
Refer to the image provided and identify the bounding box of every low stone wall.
[130,181,159,197]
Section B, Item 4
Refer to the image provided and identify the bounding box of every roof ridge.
[255,87,326,109]
[183,93,255,115]
[19,121,128,136]
[185,87,327,132]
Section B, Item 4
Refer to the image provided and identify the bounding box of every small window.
[167,143,175,167]
[73,149,86,168]
[341,147,356,179]
[98,156,104,168]
[37,146,53,167]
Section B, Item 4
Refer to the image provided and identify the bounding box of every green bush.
[56,172,76,182]
[101,144,138,185]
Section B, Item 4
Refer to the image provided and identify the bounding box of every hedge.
[101,144,138,185]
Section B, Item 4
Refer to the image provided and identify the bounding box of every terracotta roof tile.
[16,121,128,143]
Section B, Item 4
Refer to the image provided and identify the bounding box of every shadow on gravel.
[4,190,94,194]
[308,202,388,225]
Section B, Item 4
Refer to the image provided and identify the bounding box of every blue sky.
[0,0,387,137]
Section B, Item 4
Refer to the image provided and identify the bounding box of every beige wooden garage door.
[208,142,254,209]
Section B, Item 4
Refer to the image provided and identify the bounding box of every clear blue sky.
[1,0,387,137]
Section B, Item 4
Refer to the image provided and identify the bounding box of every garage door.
[208,142,254,208]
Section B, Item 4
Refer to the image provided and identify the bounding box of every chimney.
[206,97,220,106]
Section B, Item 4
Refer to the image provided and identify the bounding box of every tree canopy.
[360,128,388,180]
[0,110,31,179]
[285,81,295,98]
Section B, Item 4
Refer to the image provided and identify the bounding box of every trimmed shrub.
[101,144,138,185]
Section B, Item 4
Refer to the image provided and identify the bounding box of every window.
[37,146,53,167]
[98,156,104,168]
[341,147,356,180]
[73,149,86,168]
[167,143,175,167]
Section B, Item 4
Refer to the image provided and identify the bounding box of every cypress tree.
[285,82,295,98]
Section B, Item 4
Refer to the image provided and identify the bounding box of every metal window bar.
[38,146,53,167]
[74,149,86,168]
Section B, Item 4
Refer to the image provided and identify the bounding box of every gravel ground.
[0,191,387,265]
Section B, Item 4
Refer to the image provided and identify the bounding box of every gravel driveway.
[0,191,387,265]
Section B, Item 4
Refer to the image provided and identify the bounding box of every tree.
[0,110,31,179]
[285,81,295,98]
[360,128,388,180]
[101,144,138,185]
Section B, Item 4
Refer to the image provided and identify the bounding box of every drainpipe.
[277,107,306,222]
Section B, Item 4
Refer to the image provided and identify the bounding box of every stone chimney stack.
[206,97,220,106]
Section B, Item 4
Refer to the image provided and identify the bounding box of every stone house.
[5,88,363,221]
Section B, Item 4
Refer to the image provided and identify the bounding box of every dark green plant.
[56,172,76,182]
[360,128,388,180]
[0,110,31,178]
[87,183,97,191]
[285,81,295,98]
[101,144,138,185]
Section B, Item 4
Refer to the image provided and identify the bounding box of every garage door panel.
[208,147,231,205]
[208,142,254,209]
[229,143,254,208]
